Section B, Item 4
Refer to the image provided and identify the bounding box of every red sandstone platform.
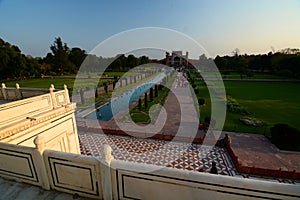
[226,132,300,180]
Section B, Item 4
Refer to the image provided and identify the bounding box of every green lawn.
[2,78,112,96]
[195,80,300,135]
[221,72,291,79]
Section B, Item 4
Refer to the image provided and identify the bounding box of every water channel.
[85,72,167,121]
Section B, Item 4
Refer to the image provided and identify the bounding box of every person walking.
[210,161,218,174]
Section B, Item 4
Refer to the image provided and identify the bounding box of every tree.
[126,54,139,69]
[150,87,153,101]
[138,98,142,110]
[237,56,248,79]
[198,98,205,106]
[0,38,36,79]
[69,47,87,70]
[232,48,240,57]
[50,37,74,74]
[140,55,149,65]
[144,93,148,108]
[154,85,158,97]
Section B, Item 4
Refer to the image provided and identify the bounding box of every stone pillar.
[64,84,70,104]
[1,83,7,100]
[100,144,114,200]
[79,88,85,104]
[15,83,23,100]
[34,135,46,153]
[33,135,51,190]
[49,84,57,109]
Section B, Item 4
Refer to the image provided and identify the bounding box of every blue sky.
[0,0,299,58]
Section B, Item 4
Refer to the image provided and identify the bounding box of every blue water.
[85,73,166,121]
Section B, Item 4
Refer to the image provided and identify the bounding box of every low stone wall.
[43,150,105,199]
[111,159,300,200]
[0,142,113,199]
[0,142,50,190]
[226,145,300,180]
[0,141,299,200]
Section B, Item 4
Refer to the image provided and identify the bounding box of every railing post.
[15,83,23,100]
[34,135,46,153]
[49,84,57,109]
[64,84,70,104]
[100,144,114,200]
[2,83,8,100]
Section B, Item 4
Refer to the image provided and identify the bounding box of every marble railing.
[0,84,80,154]
[0,83,51,100]
[0,141,50,189]
[111,159,300,200]
[0,142,299,200]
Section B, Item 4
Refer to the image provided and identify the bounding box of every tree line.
[214,48,300,78]
[0,37,150,80]
[0,37,299,80]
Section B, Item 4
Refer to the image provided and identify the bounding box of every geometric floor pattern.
[79,132,299,184]
[79,132,238,176]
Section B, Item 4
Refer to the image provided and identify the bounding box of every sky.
[0,0,300,58]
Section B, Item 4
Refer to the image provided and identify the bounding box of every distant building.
[166,51,189,67]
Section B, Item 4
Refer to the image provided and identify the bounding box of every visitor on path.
[210,161,218,174]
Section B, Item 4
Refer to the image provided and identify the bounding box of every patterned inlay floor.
[79,132,237,176]
[79,132,299,184]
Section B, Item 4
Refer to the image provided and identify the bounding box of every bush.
[192,84,197,88]
[222,71,231,75]
[276,69,293,78]
[226,96,249,114]
[198,98,205,105]
[270,124,300,151]
[194,88,199,94]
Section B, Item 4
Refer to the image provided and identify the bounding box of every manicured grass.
[129,86,170,124]
[2,77,112,96]
[221,72,291,79]
[3,78,75,89]
[195,80,300,135]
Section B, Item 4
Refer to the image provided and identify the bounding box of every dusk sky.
[1,0,299,58]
